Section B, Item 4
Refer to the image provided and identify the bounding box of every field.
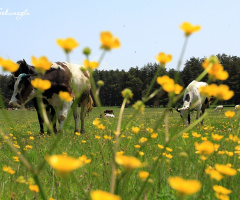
[0,106,240,200]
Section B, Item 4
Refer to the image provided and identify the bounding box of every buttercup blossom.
[179,22,201,36]
[31,56,52,72]
[29,185,39,193]
[115,154,142,170]
[90,190,121,200]
[133,100,145,113]
[56,37,79,54]
[157,75,183,94]
[225,111,235,118]
[200,84,234,100]
[31,78,51,92]
[100,31,120,50]
[195,141,215,155]
[205,166,223,181]
[155,52,172,65]
[59,91,73,102]
[83,59,99,70]
[132,126,140,133]
[45,154,83,176]
[139,171,149,181]
[215,164,237,176]
[3,166,15,174]
[213,185,232,200]
[0,57,19,72]
[212,133,224,141]
[168,176,201,196]
[202,56,228,81]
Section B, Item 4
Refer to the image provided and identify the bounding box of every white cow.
[104,113,115,118]
[214,105,224,111]
[235,105,240,111]
[176,80,210,125]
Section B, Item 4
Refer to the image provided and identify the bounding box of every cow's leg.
[32,98,44,135]
[46,105,57,134]
[80,98,88,133]
[58,101,72,132]
[188,113,191,124]
[73,106,80,133]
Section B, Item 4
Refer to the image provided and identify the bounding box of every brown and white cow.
[176,80,210,125]
[8,59,57,134]
[9,62,93,133]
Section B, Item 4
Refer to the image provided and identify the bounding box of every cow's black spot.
[184,94,190,102]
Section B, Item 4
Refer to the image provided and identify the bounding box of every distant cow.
[215,105,224,111]
[176,80,210,125]
[9,62,93,133]
[235,105,240,111]
[8,59,56,134]
[104,109,114,114]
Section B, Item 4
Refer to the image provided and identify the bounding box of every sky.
[1,0,240,74]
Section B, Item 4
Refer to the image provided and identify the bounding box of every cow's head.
[9,73,36,108]
[176,93,191,125]
[8,59,36,90]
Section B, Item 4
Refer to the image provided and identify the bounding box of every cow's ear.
[23,59,27,65]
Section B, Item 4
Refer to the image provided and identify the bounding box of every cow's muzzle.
[9,101,20,108]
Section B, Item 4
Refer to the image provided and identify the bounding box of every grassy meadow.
[0,106,240,199]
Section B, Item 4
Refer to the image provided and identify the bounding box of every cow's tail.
[87,93,94,113]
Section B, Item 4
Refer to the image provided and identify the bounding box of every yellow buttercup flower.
[200,84,234,100]
[31,56,52,72]
[157,75,183,95]
[56,37,79,54]
[115,154,142,170]
[151,133,158,139]
[121,88,133,99]
[168,176,201,196]
[78,155,91,164]
[213,185,232,200]
[192,132,201,138]
[45,154,83,176]
[202,56,229,81]
[90,190,121,200]
[158,144,164,149]
[182,133,189,138]
[134,145,141,149]
[212,133,224,141]
[31,78,51,92]
[29,185,39,193]
[93,118,100,126]
[139,171,149,181]
[132,100,145,113]
[83,59,99,70]
[179,22,201,36]
[205,166,223,181]
[100,31,120,50]
[132,126,140,133]
[225,111,235,118]
[155,52,172,65]
[215,164,237,176]
[3,166,15,174]
[195,141,215,155]
[59,91,73,102]
[139,137,148,144]
[0,57,19,72]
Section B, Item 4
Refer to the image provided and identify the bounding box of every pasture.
[0,106,240,199]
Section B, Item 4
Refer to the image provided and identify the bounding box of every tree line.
[0,54,239,108]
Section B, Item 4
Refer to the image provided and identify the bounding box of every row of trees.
[0,54,239,107]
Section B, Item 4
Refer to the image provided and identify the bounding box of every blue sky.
[1,0,240,74]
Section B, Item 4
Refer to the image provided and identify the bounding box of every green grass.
[0,107,240,199]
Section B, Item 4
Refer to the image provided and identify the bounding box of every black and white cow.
[9,62,93,133]
[176,80,210,125]
[8,59,57,134]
